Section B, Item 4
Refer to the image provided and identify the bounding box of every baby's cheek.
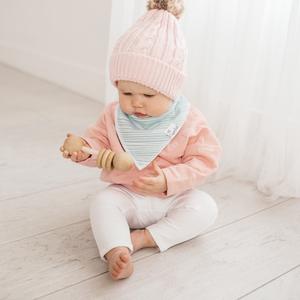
[150,98,172,116]
[148,105,164,116]
[119,99,131,114]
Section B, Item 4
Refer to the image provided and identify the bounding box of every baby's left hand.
[132,161,167,194]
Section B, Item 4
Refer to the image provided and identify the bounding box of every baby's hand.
[132,161,167,194]
[60,133,91,162]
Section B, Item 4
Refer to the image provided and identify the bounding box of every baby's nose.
[132,96,143,107]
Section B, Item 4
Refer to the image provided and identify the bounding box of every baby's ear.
[115,81,118,87]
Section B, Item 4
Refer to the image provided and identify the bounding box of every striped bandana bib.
[115,94,190,170]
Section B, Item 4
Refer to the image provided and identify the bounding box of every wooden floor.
[1,64,299,300]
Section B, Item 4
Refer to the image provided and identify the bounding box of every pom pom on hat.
[147,0,185,20]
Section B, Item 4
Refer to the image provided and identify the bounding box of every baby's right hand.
[60,133,91,162]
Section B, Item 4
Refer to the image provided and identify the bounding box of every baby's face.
[117,81,172,118]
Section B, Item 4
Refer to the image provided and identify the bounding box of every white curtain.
[105,0,300,201]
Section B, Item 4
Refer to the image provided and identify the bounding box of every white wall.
[0,0,111,103]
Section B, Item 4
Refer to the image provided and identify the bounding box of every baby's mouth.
[134,112,148,117]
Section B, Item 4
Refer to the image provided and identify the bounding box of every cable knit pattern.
[110,9,187,100]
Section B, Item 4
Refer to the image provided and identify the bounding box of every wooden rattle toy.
[63,136,133,172]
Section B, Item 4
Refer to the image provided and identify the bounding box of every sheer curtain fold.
[105,0,300,200]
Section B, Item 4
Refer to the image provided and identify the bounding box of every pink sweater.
[79,101,221,199]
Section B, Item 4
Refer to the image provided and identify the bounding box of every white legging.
[90,184,218,261]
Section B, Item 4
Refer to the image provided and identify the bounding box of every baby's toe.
[116,260,126,270]
[120,253,130,264]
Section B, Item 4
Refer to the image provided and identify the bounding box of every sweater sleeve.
[77,105,112,168]
[162,126,221,197]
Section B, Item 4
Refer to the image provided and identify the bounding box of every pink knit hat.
[110,0,187,100]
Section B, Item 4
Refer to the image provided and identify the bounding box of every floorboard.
[242,265,300,300]
[0,179,108,245]
[0,159,100,201]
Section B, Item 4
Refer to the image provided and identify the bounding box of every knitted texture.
[110,9,187,100]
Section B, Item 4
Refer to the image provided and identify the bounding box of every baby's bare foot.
[107,249,134,280]
[131,229,157,253]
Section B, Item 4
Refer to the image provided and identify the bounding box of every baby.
[60,0,221,280]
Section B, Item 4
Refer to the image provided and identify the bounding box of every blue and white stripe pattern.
[115,94,190,170]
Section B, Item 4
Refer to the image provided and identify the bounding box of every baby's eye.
[144,94,154,98]
[123,93,132,96]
